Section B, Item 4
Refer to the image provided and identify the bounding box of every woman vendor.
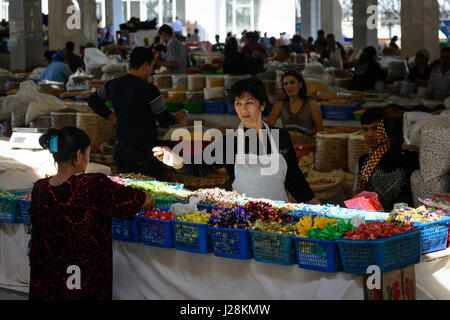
[354,114,419,211]
[266,71,323,135]
[153,78,320,204]
[28,127,155,300]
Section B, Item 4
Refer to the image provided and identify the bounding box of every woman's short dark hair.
[282,70,307,99]
[230,78,270,109]
[39,127,91,164]
[130,47,155,69]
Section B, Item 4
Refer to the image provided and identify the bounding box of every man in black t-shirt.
[88,47,185,179]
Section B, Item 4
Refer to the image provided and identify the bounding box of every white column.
[301,0,321,40]
[321,0,343,43]
[80,0,98,46]
[9,0,44,70]
[105,0,122,37]
[352,0,378,50]
[401,0,440,61]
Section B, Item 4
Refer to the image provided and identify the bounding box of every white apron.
[329,46,344,70]
[232,122,289,202]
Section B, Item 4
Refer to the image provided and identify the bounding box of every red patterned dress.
[28,173,145,300]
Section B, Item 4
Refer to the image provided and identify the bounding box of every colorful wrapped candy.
[0,190,17,198]
[250,219,296,234]
[343,221,414,240]
[387,206,443,225]
[208,207,253,229]
[142,209,175,221]
[243,201,293,223]
[176,212,211,224]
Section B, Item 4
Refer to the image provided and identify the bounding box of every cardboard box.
[363,265,416,300]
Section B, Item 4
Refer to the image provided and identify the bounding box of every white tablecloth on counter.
[1,222,449,300]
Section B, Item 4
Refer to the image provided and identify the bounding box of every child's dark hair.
[39,127,91,164]
[282,70,307,99]
[230,78,270,109]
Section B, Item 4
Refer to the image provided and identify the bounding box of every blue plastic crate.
[174,220,212,254]
[139,208,174,248]
[112,215,140,243]
[210,227,252,259]
[336,229,422,274]
[0,192,27,224]
[204,101,226,114]
[249,230,296,265]
[18,199,31,226]
[320,105,361,121]
[294,237,342,272]
[414,217,450,254]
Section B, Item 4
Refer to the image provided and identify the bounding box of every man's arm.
[88,85,113,120]
[149,94,177,127]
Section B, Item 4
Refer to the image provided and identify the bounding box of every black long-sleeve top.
[88,73,175,149]
[176,126,316,203]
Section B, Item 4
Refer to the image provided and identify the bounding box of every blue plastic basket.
[139,208,174,248]
[174,220,212,254]
[204,101,226,114]
[18,199,31,226]
[0,192,27,224]
[249,230,296,265]
[336,229,422,274]
[210,227,253,259]
[414,217,450,254]
[111,215,140,243]
[294,237,342,272]
[320,105,361,121]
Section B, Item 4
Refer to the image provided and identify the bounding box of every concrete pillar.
[353,0,378,50]
[48,0,97,53]
[105,0,122,38]
[9,0,44,71]
[301,0,321,40]
[321,0,343,43]
[401,0,440,61]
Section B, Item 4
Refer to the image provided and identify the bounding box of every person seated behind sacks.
[353,110,419,211]
[352,46,386,91]
[320,34,347,69]
[242,31,266,58]
[65,41,83,73]
[39,50,73,85]
[223,37,263,75]
[289,35,305,54]
[408,49,432,87]
[426,46,450,101]
[274,45,291,63]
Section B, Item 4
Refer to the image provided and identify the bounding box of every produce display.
[142,208,175,221]
[251,220,296,234]
[176,212,211,224]
[343,221,414,240]
[386,206,443,224]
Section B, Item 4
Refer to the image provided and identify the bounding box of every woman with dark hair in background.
[355,115,419,211]
[266,71,323,134]
[28,127,155,300]
[352,46,386,91]
[153,78,319,204]
[223,37,262,75]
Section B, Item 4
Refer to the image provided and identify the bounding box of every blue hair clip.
[49,135,59,153]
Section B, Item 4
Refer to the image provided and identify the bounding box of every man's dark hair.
[158,24,173,36]
[194,28,199,33]
[118,38,126,45]
[308,37,313,42]
[327,34,335,39]
[129,47,155,70]
[360,107,385,125]
[65,41,75,53]
[292,35,302,44]
[45,50,56,61]
[318,30,325,36]
[230,78,270,109]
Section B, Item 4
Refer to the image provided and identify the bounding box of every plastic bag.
[84,48,108,70]
[25,93,65,125]
[169,194,205,216]
[303,53,325,75]
[344,191,384,211]
[403,111,450,146]
[0,81,40,124]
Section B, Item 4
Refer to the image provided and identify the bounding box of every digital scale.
[8,127,45,150]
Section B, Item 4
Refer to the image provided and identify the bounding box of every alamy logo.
[66,265,81,290]
[366,5,378,30]
[366,265,381,290]
[66,1,81,30]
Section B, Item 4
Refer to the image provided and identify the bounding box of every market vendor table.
[1,222,449,300]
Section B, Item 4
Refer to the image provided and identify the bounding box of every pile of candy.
[194,188,243,204]
[250,220,296,234]
[117,173,154,180]
[387,206,443,225]
[18,194,32,200]
[208,207,253,229]
[296,216,336,238]
[420,194,450,214]
[176,212,211,224]
[343,221,414,240]
[141,209,175,221]
[243,201,293,222]
[0,190,17,198]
